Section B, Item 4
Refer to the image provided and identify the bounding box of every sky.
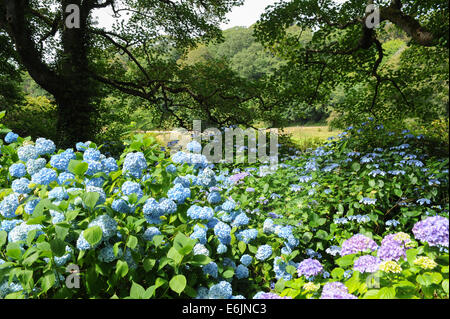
[220,0,279,29]
[94,0,280,30]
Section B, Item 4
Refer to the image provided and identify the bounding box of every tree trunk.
[54,87,97,148]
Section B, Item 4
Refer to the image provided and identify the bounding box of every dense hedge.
[0,112,448,299]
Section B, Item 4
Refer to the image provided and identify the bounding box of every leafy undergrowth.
[0,112,448,299]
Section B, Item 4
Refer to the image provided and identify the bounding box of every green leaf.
[127,235,138,250]
[378,287,396,299]
[68,160,88,176]
[173,232,196,255]
[6,242,22,260]
[430,272,443,285]
[368,180,376,187]
[189,254,212,266]
[143,258,156,272]
[335,254,356,267]
[169,275,186,295]
[442,279,449,294]
[363,289,380,299]
[0,231,7,248]
[41,271,56,293]
[152,235,164,247]
[115,260,129,278]
[50,238,66,257]
[275,279,285,293]
[81,192,100,210]
[55,225,70,241]
[83,226,103,246]
[393,189,403,197]
[167,247,183,265]
[406,248,418,266]
[352,163,361,172]
[130,281,146,299]
[345,271,360,294]
[238,241,246,254]
[331,268,345,279]
[416,274,432,287]
[223,269,235,279]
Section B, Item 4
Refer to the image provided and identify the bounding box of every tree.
[254,0,449,126]
[0,0,244,147]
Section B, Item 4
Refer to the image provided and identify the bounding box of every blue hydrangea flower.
[166,164,177,174]
[17,145,38,162]
[274,256,298,281]
[207,191,221,204]
[236,229,258,244]
[193,243,210,256]
[167,183,191,204]
[83,148,101,161]
[35,138,56,156]
[359,197,377,205]
[143,227,161,241]
[76,142,89,152]
[121,181,143,200]
[98,245,122,263]
[8,222,43,243]
[122,152,147,179]
[50,153,71,171]
[9,163,27,178]
[112,198,131,214]
[203,262,218,278]
[214,221,231,242]
[31,168,57,185]
[187,140,202,153]
[11,178,31,194]
[235,264,249,279]
[84,160,103,176]
[26,158,47,176]
[217,243,228,254]
[76,231,99,250]
[0,219,22,233]
[57,172,75,186]
[101,157,118,174]
[24,198,40,215]
[222,200,236,212]
[208,281,232,299]
[4,132,18,143]
[190,224,207,244]
[240,254,252,266]
[48,187,68,201]
[187,205,214,220]
[0,194,20,218]
[255,245,272,261]
[88,214,117,240]
[231,213,249,228]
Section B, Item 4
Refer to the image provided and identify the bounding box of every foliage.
[254,0,449,127]
[0,112,448,299]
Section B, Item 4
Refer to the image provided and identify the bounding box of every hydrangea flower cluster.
[340,234,378,256]
[412,216,449,247]
[297,258,323,278]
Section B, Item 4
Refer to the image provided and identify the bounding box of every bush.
[0,112,448,299]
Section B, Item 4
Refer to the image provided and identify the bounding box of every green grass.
[150,124,342,152]
[280,125,342,149]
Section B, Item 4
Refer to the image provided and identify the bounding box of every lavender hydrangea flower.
[412,216,449,247]
[297,258,323,278]
[320,282,357,299]
[341,234,378,256]
[353,255,379,273]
